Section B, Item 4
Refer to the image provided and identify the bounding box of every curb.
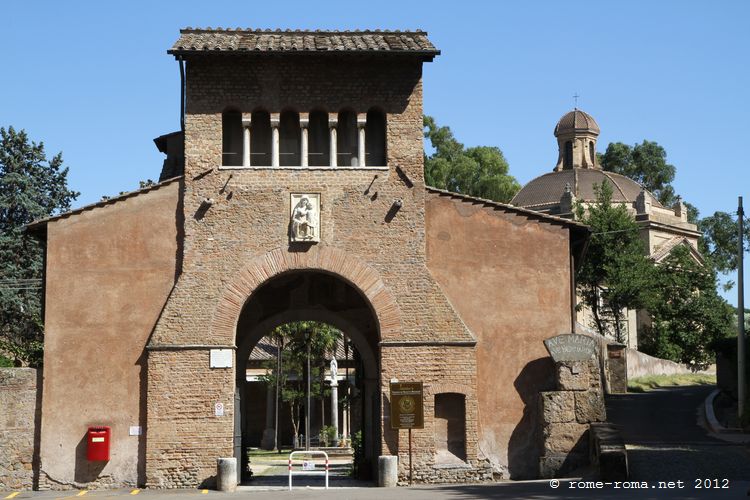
[704,389,723,434]
[703,389,750,442]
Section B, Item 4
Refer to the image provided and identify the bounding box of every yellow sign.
[389,382,424,429]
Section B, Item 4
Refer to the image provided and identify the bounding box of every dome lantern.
[553,109,600,171]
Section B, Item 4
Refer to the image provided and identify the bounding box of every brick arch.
[426,383,472,398]
[211,245,402,342]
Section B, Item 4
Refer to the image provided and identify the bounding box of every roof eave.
[168,49,440,61]
[25,176,183,233]
[426,186,591,231]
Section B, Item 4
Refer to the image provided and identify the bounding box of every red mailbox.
[86,426,111,461]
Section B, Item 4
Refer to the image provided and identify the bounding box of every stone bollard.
[216,457,237,492]
[378,455,398,487]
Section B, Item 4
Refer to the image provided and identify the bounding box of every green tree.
[259,321,341,446]
[599,140,677,206]
[698,210,750,279]
[0,127,78,365]
[575,181,656,343]
[424,116,520,203]
[640,245,735,365]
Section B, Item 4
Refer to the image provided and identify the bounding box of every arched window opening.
[365,109,386,166]
[564,141,573,170]
[589,142,595,167]
[279,111,301,166]
[337,109,358,167]
[308,111,330,167]
[222,109,242,166]
[251,110,272,166]
[434,393,466,463]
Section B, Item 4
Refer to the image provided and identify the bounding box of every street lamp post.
[738,196,746,421]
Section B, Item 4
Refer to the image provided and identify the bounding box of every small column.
[260,384,276,450]
[329,117,338,167]
[300,114,309,167]
[357,114,367,167]
[330,358,339,446]
[271,113,280,168]
[242,114,252,167]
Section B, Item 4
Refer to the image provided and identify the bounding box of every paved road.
[606,385,750,487]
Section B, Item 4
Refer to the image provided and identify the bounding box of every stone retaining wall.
[627,348,715,379]
[402,461,493,485]
[0,368,40,490]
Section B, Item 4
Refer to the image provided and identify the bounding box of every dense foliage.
[599,140,678,206]
[259,321,341,447]
[698,210,750,279]
[593,137,741,362]
[600,138,748,287]
[423,116,520,203]
[575,181,656,343]
[640,246,735,366]
[0,127,78,366]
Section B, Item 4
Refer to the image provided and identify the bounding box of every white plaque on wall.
[210,349,233,368]
[290,193,321,243]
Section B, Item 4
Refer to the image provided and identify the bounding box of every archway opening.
[234,270,380,485]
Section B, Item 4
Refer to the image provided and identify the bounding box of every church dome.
[554,109,600,136]
[511,169,663,211]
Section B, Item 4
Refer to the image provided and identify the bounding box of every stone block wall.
[0,368,40,490]
[538,360,606,478]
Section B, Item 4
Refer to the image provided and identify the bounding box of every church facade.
[512,109,702,347]
[26,29,589,489]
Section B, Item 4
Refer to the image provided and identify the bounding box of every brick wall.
[146,54,479,487]
[0,368,40,490]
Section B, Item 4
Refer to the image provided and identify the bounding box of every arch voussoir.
[212,246,402,342]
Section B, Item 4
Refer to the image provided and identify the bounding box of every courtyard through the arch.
[234,271,382,486]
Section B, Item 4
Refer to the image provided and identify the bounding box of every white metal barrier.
[288,450,329,490]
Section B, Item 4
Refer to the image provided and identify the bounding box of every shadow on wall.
[74,434,107,483]
[32,369,43,489]
[137,352,148,487]
[507,357,555,479]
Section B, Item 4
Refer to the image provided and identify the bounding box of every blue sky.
[2,0,748,303]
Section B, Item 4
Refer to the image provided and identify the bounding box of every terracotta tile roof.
[554,109,600,136]
[249,337,352,362]
[169,28,439,59]
[511,170,663,209]
[650,236,704,264]
[426,186,590,232]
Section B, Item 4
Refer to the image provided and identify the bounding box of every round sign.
[398,396,415,413]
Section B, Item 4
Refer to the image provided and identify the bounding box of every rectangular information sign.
[389,381,424,429]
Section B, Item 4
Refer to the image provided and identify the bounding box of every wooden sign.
[390,382,424,429]
[543,334,598,362]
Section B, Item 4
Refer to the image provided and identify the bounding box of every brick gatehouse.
[24,29,589,489]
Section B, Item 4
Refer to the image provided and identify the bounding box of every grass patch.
[0,355,14,368]
[247,448,291,459]
[628,373,716,393]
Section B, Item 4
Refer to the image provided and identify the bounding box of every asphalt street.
[606,385,750,483]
